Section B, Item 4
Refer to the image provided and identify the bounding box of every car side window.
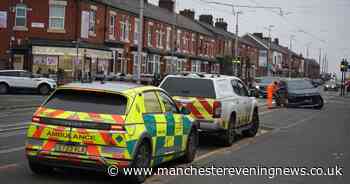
[237,81,249,97]
[143,91,162,114]
[232,80,249,97]
[159,92,179,113]
[231,80,241,95]
[20,71,31,78]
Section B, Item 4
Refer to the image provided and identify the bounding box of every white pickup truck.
[159,73,259,146]
[0,70,57,95]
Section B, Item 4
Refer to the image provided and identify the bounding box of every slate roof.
[98,0,214,36]
[196,21,236,40]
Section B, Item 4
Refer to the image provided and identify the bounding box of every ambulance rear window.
[44,89,128,115]
[160,77,216,98]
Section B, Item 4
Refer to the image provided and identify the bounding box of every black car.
[276,79,324,109]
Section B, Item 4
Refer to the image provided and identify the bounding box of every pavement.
[0,91,347,184]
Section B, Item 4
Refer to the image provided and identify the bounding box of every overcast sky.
[149,0,350,75]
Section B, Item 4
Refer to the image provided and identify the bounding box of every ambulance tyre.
[129,140,151,184]
[181,128,198,163]
[28,161,53,175]
[222,113,237,147]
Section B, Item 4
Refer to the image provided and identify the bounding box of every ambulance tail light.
[32,116,41,123]
[213,101,222,118]
[110,124,126,131]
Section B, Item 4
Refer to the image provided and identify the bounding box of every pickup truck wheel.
[243,109,259,137]
[38,84,50,95]
[0,83,9,94]
[181,128,198,163]
[222,115,236,147]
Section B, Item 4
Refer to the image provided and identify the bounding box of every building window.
[176,30,181,52]
[49,4,65,30]
[156,29,162,49]
[134,18,140,44]
[89,10,96,35]
[147,23,153,47]
[15,5,27,27]
[109,13,116,39]
[120,16,129,42]
[191,60,201,73]
[166,27,171,50]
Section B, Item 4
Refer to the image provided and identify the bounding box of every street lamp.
[264,25,275,77]
[136,0,144,84]
[289,35,296,79]
[233,10,243,76]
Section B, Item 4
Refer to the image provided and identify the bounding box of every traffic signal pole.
[340,59,348,96]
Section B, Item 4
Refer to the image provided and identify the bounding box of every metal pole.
[234,10,239,76]
[288,36,293,79]
[136,0,144,84]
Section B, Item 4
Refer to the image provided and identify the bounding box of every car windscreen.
[287,80,314,90]
[44,89,128,115]
[259,78,275,84]
[160,77,216,98]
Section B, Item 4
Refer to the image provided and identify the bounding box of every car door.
[231,80,251,126]
[142,91,168,160]
[18,71,37,88]
[158,91,184,154]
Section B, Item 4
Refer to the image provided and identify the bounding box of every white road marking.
[0,146,25,155]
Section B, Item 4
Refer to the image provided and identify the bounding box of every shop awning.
[32,46,113,60]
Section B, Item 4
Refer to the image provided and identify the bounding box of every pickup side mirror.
[180,107,191,115]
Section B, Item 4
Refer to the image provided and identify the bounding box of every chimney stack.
[274,38,279,45]
[159,0,175,12]
[215,18,228,31]
[179,9,195,20]
[199,14,214,25]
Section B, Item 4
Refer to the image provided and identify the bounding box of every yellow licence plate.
[55,144,87,154]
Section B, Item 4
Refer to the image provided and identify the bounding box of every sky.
[149,0,350,75]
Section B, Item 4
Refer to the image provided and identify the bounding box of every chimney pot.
[199,14,214,25]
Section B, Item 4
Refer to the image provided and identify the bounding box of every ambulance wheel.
[129,141,151,184]
[222,114,237,147]
[28,161,53,175]
[181,128,198,163]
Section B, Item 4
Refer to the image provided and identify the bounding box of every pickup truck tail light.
[213,101,222,118]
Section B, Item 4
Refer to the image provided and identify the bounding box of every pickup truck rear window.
[44,89,127,115]
[160,77,216,98]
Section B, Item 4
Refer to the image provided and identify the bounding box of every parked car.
[254,77,280,98]
[159,73,260,146]
[26,82,198,183]
[0,70,57,95]
[324,81,339,91]
[346,80,350,92]
[277,79,324,109]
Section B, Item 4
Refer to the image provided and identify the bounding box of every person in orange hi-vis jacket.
[267,81,278,109]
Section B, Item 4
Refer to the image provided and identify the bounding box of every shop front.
[32,46,112,82]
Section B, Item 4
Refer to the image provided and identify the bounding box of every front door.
[142,91,168,160]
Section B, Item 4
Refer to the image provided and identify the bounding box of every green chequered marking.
[155,136,166,155]
[126,140,137,156]
[174,135,183,148]
[143,114,157,136]
[183,116,192,135]
[165,113,175,136]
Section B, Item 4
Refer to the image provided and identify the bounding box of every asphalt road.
[0,91,346,184]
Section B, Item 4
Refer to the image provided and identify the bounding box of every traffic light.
[340,59,348,72]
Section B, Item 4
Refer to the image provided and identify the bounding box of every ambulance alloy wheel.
[28,161,54,175]
[181,128,198,163]
[222,114,237,147]
[243,108,259,137]
[129,141,151,184]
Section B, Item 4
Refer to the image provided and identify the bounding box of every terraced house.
[0,0,223,83]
